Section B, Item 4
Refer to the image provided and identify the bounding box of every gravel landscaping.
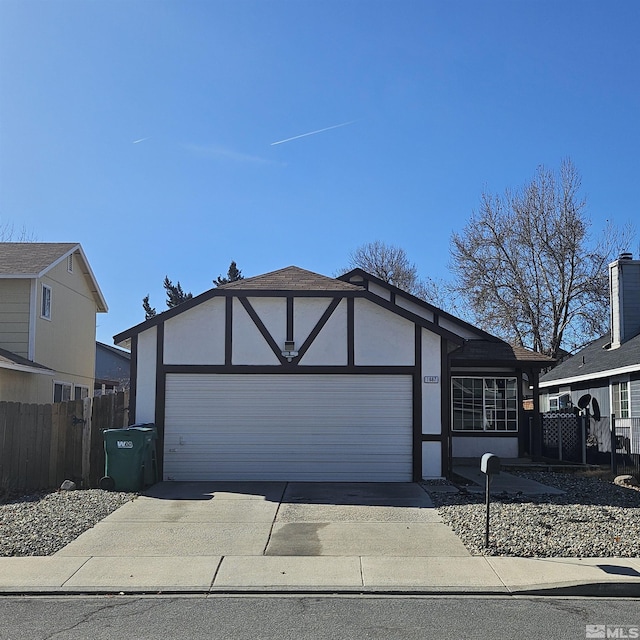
[0,489,136,557]
[1,471,639,559]
[426,470,640,558]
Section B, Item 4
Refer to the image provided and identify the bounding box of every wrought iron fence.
[611,415,640,477]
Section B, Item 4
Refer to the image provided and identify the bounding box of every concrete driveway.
[55,481,469,559]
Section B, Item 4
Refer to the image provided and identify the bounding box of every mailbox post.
[480,453,501,548]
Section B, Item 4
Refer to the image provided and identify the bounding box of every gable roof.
[339,268,493,341]
[218,266,362,291]
[339,269,555,368]
[114,265,551,371]
[0,242,108,312]
[0,346,54,375]
[114,265,464,346]
[540,332,640,387]
[96,341,131,360]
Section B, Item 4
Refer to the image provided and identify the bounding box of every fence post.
[82,396,93,488]
[581,414,587,464]
[611,413,617,475]
[558,416,563,461]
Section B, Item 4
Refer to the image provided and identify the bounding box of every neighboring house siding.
[540,381,611,416]
[95,345,130,388]
[0,279,31,358]
[0,368,41,403]
[35,260,97,398]
[588,383,611,417]
[630,377,640,418]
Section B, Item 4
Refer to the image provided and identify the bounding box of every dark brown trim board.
[155,322,166,479]
[225,296,232,366]
[296,298,342,362]
[162,364,416,375]
[238,297,288,365]
[412,324,422,481]
[441,337,451,477]
[128,334,138,425]
[286,296,294,342]
[347,297,355,367]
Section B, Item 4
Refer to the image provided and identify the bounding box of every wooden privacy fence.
[0,391,129,493]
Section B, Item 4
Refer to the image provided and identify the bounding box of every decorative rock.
[614,474,640,487]
[1,489,136,556]
[59,480,77,491]
[428,470,640,558]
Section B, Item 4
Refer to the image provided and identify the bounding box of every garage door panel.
[164,374,412,482]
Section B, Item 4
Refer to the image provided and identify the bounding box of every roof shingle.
[0,243,77,276]
[217,266,363,291]
[540,332,640,383]
[451,340,555,366]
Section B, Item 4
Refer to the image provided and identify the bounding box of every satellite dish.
[577,394,592,409]
[591,397,601,421]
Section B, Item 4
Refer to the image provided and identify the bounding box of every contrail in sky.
[270,120,356,146]
[132,137,150,144]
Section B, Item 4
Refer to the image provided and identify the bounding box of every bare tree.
[346,241,420,291]
[341,241,450,307]
[0,219,36,241]
[450,159,634,357]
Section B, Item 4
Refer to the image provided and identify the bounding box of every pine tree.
[215,261,244,286]
[142,295,157,320]
[163,276,193,308]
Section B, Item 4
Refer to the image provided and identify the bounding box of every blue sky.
[1,0,639,345]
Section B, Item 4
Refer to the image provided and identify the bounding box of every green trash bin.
[101,427,153,492]
[130,424,158,487]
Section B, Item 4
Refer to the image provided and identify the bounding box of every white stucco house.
[114,266,553,482]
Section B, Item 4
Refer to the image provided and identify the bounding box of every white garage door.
[164,374,413,482]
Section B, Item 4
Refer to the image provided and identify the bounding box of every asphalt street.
[0,595,638,640]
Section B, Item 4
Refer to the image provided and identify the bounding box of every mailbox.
[480,453,501,475]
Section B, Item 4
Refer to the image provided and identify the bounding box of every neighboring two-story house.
[0,243,108,404]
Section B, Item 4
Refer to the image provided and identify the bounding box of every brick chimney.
[609,252,640,349]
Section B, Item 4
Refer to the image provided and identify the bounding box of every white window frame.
[611,376,630,419]
[74,385,89,400]
[549,392,572,412]
[452,376,519,432]
[53,381,72,403]
[41,284,52,320]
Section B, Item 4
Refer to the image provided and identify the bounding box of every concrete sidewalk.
[0,481,639,596]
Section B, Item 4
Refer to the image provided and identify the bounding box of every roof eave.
[338,268,496,340]
[539,362,640,388]
[0,361,55,375]
[36,244,108,312]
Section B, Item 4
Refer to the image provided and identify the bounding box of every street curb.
[1,582,639,598]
